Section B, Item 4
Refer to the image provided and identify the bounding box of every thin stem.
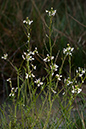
[59,55,67,75]
[14,103,17,124]
[69,55,71,79]
[43,102,52,129]
[17,74,20,100]
[49,16,52,57]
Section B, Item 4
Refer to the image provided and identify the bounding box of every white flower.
[64,77,73,86]
[23,17,33,25]
[11,87,14,91]
[56,74,62,81]
[76,67,86,78]
[51,56,54,60]
[7,78,11,83]
[1,53,8,60]
[62,92,65,95]
[72,85,82,94]
[25,73,28,79]
[12,93,14,96]
[22,48,38,61]
[45,10,48,13]
[46,7,56,17]
[77,88,82,93]
[43,54,54,62]
[76,70,78,73]
[28,20,33,25]
[79,74,83,77]
[51,88,57,94]
[35,47,37,50]
[34,78,43,87]
[9,93,11,96]
[22,55,25,60]
[71,48,74,51]
[31,64,36,70]
[23,20,26,23]
[50,64,58,71]
[22,51,35,61]
[34,47,38,54]
[26,72,35,79]
[9,87,18,97]
[31,74,35,78]
[27,33,30,38]
[9,93,15,97]
[34,66,36,70]
[82,70,85,74]
[52,72,54,76]
[43,58,47,62]
[51,10,56,16]
[71,86,74,94]
[63,44,74,56]
[67,80,73,85]
[71,88,82,94]
[82,80,84,83]
[15,87,18,92]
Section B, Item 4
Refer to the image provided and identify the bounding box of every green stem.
[49,16,52,57]
[59,55,67,75]
[69,55,71,79]
[44,16,53,129]
[21,105,24,129]
[14,103,17,124]
[17,74,20,100]
[49,16,53,99]
[43,102,52,129]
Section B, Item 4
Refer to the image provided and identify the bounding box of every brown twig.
[53,27,78,49]
[68,13,86,28]
[31,0,48,28]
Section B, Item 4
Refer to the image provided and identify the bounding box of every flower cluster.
[50,63,58,72]
[9,87,18,97]
[22,51,34,61]
[22,48,38,61]
[23,17,33,25]
[32,47,38,54]
[63,44,74,56]
[1,53,8,60]
[56,74,62,81]
[46,7,56,17]
[71,85,82,94]
[7,78,18,97]
[64,77,73,86]
[43,54,54,62]
[76,67,86,77]
[34,78,43,87]
[25,72,35,79]
[50,63,59,76]
[63,77,82,95]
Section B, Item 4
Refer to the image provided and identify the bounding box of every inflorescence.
[46,7,56,17]
[1,8,86,98]
[63,44,74,56]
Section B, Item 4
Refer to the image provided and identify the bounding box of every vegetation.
[0,0,86,129]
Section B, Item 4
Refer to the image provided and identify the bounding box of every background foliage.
[0,0,86,94]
